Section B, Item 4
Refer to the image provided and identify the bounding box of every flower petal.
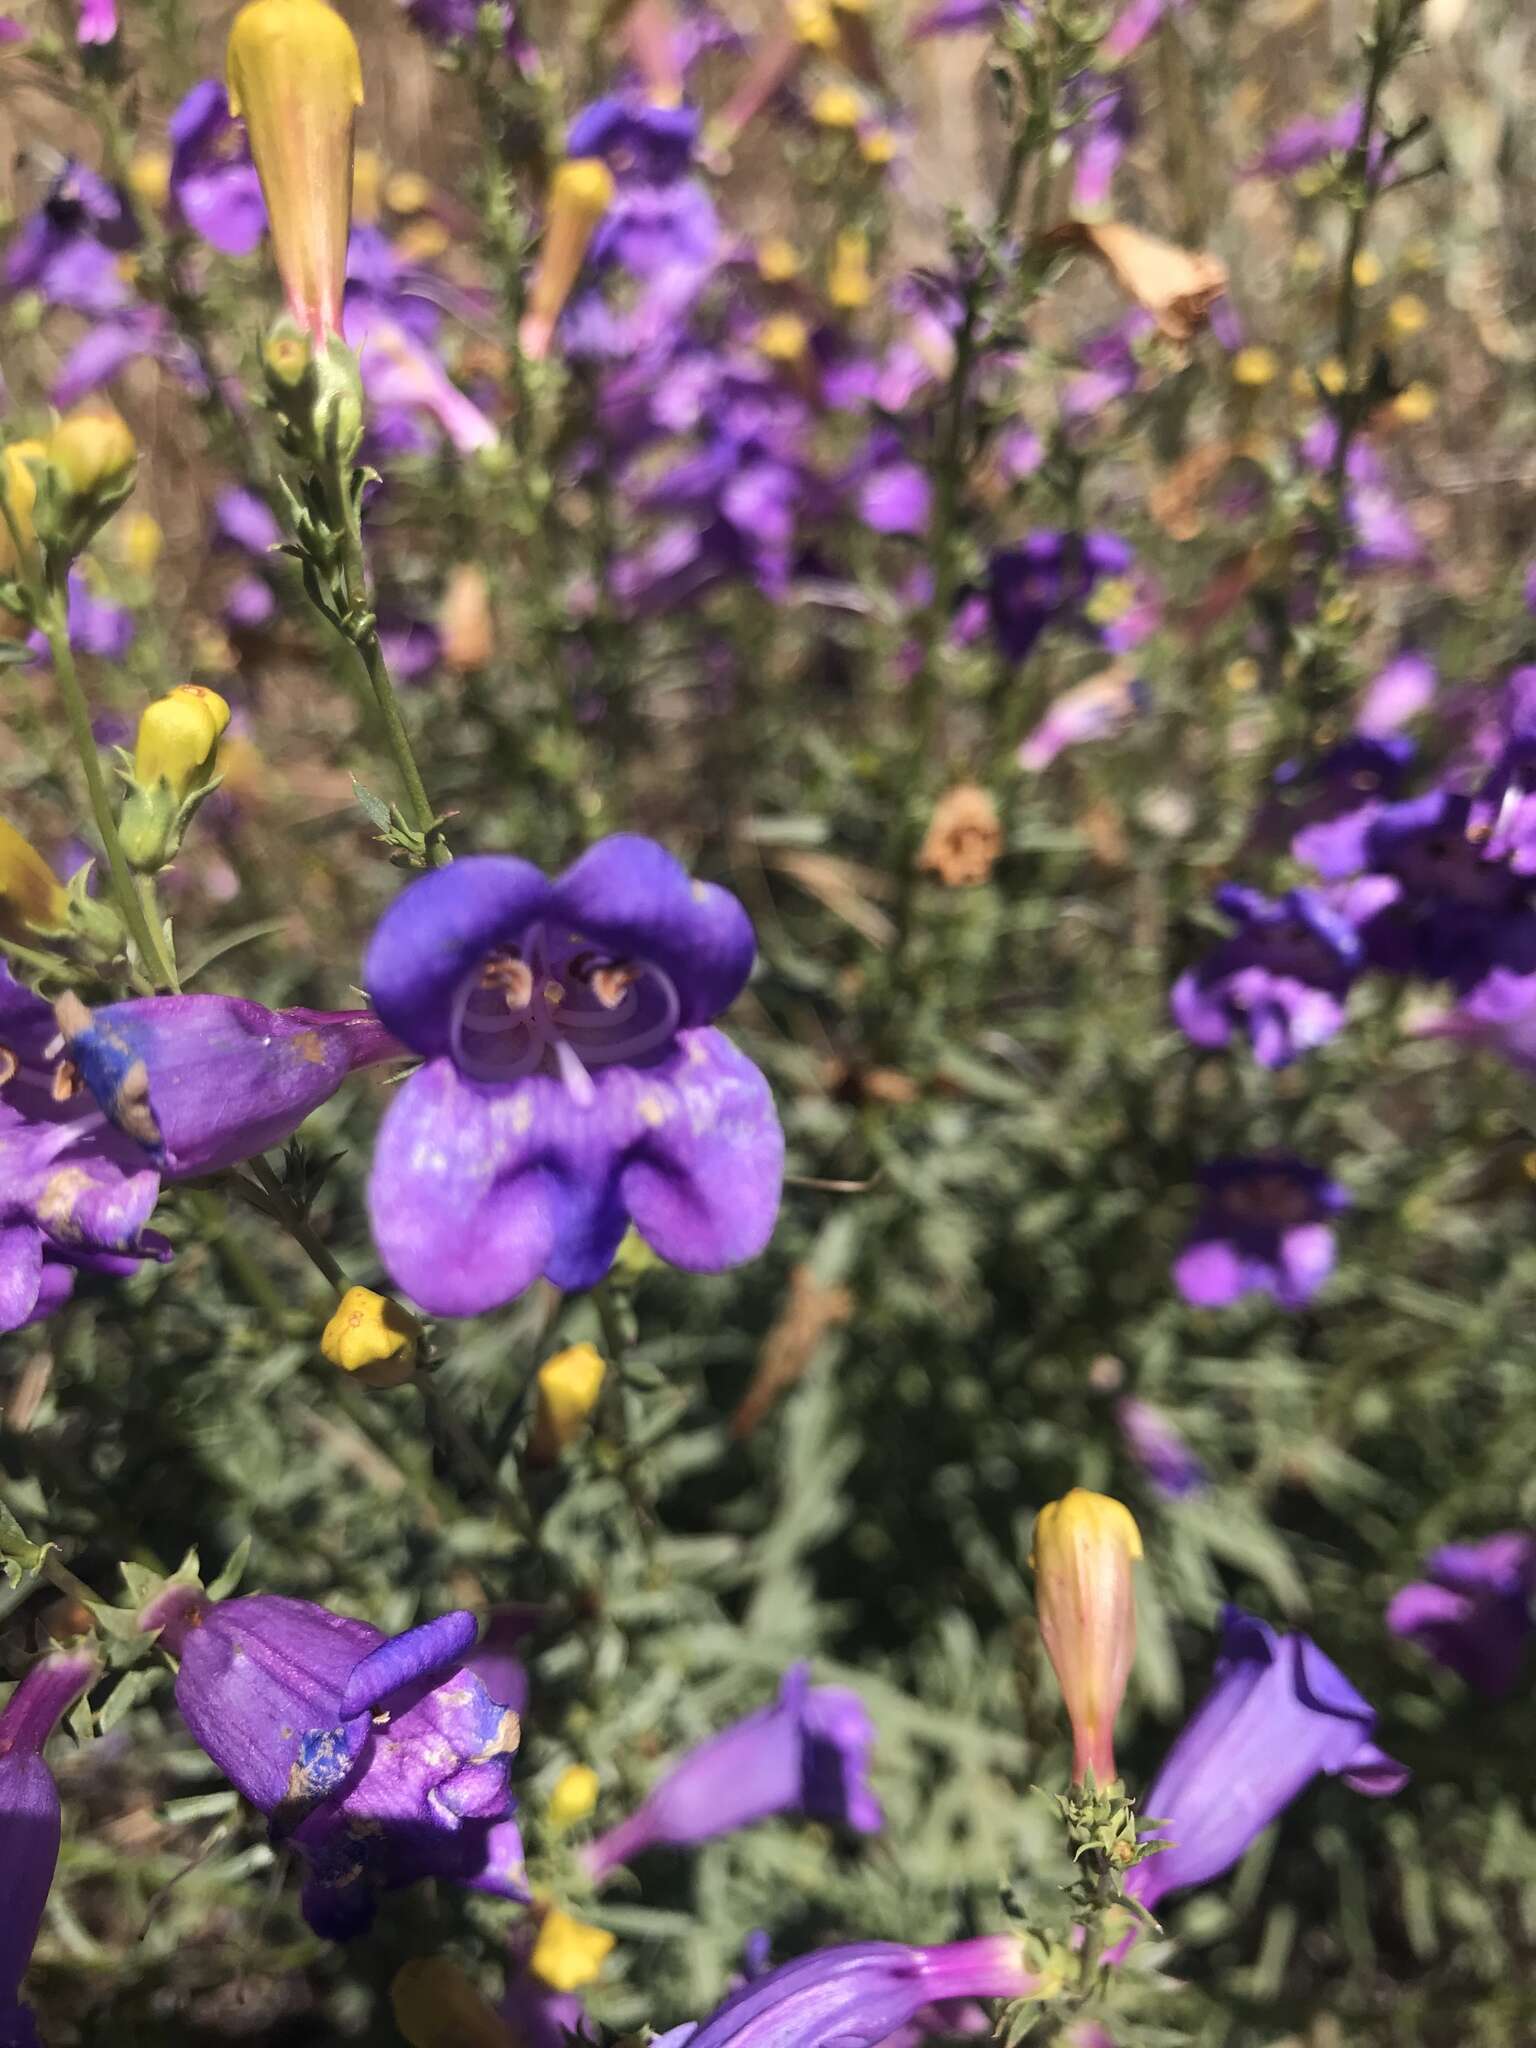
[548,836,756,1027]
[364,857,553,1059]
[0,1224,43,1331]
[339,1611,480,1720]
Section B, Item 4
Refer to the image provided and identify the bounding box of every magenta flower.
[583,1664,880,1883]
[75,0,116,41]
[142,1589,526,1939]
[61,994,401,1178]
[0,1650,98,2046]
[362,836,783,1317]
[1387,1534,1536,1696]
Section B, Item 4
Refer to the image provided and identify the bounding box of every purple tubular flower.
[657,1937,1036,2048]
[214,487,282,555]
[61,994,402,1179]
[987,532,1135,663]
[1245,100,1363,178]
[1387,1534,1536,1696]
[169,81,267,256]
[0,965,170,1334]
[583,1664,880,1883]
[1363,790,1533,986]
[142,1590,525,1939]
[1277,734,1415,880]
[1413,968,1536,1074]
[4,162,137,316]
[1100,0,1185,62]
[1356,650,1437,736]
[1116,1396,1205,1501]
[501,1930,597,2048]
[1124,1608,1406,1918]
[1171,884,1362,1067]
[1174,1156,1348,1311]
[363,836,783,1317]
[0,1650,98,2044]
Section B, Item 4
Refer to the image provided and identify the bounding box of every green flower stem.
[41,596,180,993]
[240,1156,349,1295]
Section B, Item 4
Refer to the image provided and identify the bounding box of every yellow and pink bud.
[1030,1487,1142,1785]
[519,160,616,362]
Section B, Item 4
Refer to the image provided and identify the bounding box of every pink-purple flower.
[1387,1534,1536,1696]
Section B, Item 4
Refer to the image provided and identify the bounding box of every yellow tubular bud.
[0,440,44,587]
[0,818,69,942]
[547,1762,600,1828]
[390,1959,512,2048]
[529,1909,615,1994]
[321,1286,422,1388]
[439,563,494,673]
[134,685,231,800]
[827,230,873,312]
[1030,1488,1142,1785]
[528,1343,606,1463]
[226,0,364,340]
[47,410,137,502]
[519,160,616,362]
[859,126,897,166]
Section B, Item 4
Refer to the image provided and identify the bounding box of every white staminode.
[449,921,681,1099]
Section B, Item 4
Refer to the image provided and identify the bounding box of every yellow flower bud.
[827,229,873,312]
[321,1286,422,1389]
[1225,657,1260,694]
[0,440,44,588]
[755,313,810,364]
[547,1762,600,1828]
[859,126,897,166]
[810,84,862,129]
[529,1908,614,1994]
[47,410,138,503]
[1388,292,1428,336]
[390,1959,511,2048]
[121,512,164,577]
[1316,356,1347,395]
[789,0,838,48]
[1351,250,1383,289]
[1231,345,1279,388]
[529,1343,606,1462]
[130,149,172,209]
[0,818,69,943]
[1393,380,1436,424]
[385,169,433,216]
[1030,1488,1142,1785]
[756,235,802,284]
[134,685,231,800]
[519,159,617,361]
[227,0,364,340]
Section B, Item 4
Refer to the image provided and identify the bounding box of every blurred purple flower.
[4,161,136,317]
[76,0,116,40]
[1062,314,1152,419]
[1363,789,1534,986]
[908,0,1028,34]
[1245,101,1362,178]
[1387,1534,1536,1696]
[1124,1609,1406,1918]
[1172,883,1363,1067]
[1356,650,1437,736]
[169,81,267,256]
[1101,0,1186,62]
[142,1590,525,1938]
[987,531,1136,663]
[62,993,401,1178]
[344,227,499,454]
[1116,1396,1205,1500]
[1413,967,1536,1074]
[1066,75,1136,212]
[0,1650,98,2045]
[1018,665,1145,772]
[1276,734,1415,880]
[362,836,783,1316]
[214,487,282,555]
[1174,1156,1348,1311]
[583,1664,880,1882]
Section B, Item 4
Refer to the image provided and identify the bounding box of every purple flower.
[583,1664,880,1882]
[0,965,170,1334]
[1356,650,1437,736]
[4,162,137,316]
[1276,734,1415,880]
[214,487,282,556]
[142,1590,525,1939]
[987,532,1136,663]
[1245,101,1363,178]
[61,993,401,1179]
[363,836,783,1317]
[1171,884,1363,1067]
[908,0,1028,34]
[1363,790,1533,986]
[0,1650,98,2045]
[1174,1156,1348,1311]
[656,1937,1037,2048]
[1116,1397,1205,1501]
[76,0,117,38]
[1387,1535,1536,1696]
[169,81,267,256]
[1413,967,1536,1074]
[1066,74,1136,212]
[500,1929,597,2048]
[1100,0,1186,62]
[1017,664,1145,772]
[1125,1609,1406,1918]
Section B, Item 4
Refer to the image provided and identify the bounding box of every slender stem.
[240,1156,349,1294]
[42,598,179,991]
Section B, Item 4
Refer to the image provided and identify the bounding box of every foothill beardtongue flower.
[361,834,784,1318]
[139,1589,526,1940]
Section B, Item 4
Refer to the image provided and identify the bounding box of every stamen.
[51,1059,82,1104]
[592,962,640,1011]
[553,1034,597,1109]
[0,1046,16,1088]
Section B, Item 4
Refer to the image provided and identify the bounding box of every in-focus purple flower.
[0,964,171,1334]
[0,1649,98,2047]
[1275,734,1415,880]
[142,1589,526,1938]
[169,81,267,256]
[1116,1396,1205,1501]
[60,993,401,1179]
[363,836,783,1316]
[1174,1155,1348,1311]
[655,1937,1037,2048]
[4,161,137,316]
[583,1664,879,1883]
[1172,883,1363,1067]
[1387,1534,1536,1696]
[1356,650,1437,736]
[987,531,1136,664]
[1124,1608,1406,1919]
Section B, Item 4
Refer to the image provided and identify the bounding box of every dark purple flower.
[653,1937,1038,2048]
[583,1664,879,1882]
[1174,1156,1348,1311]
[169,81,267,256]
[141,1591,525,1938]
[61,993,401,1179]
[1125,1609,1405,1918]
[1116,1396,1204,1501]
[1388,1535,1536,1695]
[1363,790,1533,986]
[4,162,137,317]
[0,965,170,1333]
[0,1650,98,2045]
[500,1928,597,2048]
[1275,734,1415,879]
[1172,884,1363,1067]
[987,531,1136,663]
[363,837,783,1316]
